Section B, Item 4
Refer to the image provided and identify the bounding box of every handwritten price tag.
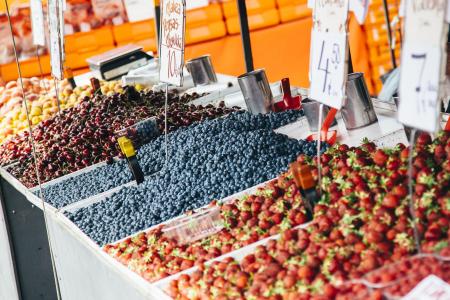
[159,0,186,87]
[399,45,442,132]
[403,275,450,300]
[310,31,347,109]
[398,0,448,133]
[309,0,349,109]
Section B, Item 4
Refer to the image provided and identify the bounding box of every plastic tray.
[161,205,223,245]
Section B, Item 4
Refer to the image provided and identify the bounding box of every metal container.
[342,72,378,130]
[302,99,337,131]
[238,69,274,114]
[185,55,218,86]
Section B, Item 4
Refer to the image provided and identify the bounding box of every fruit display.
[102,169,311,283]
[0,78,121,144]
[66,110,327,245]
[40,101,240,207]
[164,131,450,300]
[1,89,207,187]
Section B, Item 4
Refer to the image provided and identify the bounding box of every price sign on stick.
[309,0,350,109]
[398,0,448,133]
[310,31,347,109]
[30,0,45,46]
[159,0,186,87]
[48,0,64,79]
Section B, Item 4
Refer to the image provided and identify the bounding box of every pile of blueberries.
[65,110,328,245]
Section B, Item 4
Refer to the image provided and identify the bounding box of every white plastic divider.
[152,222,313,299]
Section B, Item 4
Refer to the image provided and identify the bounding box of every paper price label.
[309,31,347,109]
[159,0,186,87]
[398,0,448,133]
[403,275,450,300]
[48,0,64,80]
[399,45,442,132]
[30,0,46,46]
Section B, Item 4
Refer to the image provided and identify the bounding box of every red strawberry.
[338,144,349,152]
[283,275,296,289]
[434,144,446,159]
[416,132,432,146]
[258,219,271,230]
[392,185,408,198]
[424,223,442,241]
[387,158,400,171]
[401,147,410,160]
[415,183,427,197]
[270,213,283,225]
[373,149,388,166]
[382,194,399,208]
[297,265,314,280]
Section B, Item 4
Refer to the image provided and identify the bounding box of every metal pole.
[382,0,397,68]
[155,0,161,46]
[237,0,254,72]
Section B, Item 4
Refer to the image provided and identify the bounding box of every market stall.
[0,0,449,300]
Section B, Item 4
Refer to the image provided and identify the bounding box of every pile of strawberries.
[167,131,450,300]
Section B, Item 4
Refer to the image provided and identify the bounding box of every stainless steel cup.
[238,69,274,114]
[302,99,337,131]
[342,72,378,130]
[185,55,218,86]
